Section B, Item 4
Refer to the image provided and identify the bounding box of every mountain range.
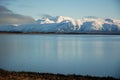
[0,16,120,33]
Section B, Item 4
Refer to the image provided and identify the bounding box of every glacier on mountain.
[0,16,120,33]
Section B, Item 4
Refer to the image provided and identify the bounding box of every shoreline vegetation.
[0,31,120,35]
[0,69,119,80]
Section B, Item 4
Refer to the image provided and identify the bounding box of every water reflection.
[0,34,120,78]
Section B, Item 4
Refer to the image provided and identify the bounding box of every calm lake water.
[0,34,120,78]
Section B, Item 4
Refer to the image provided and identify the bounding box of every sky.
[0,0,120,24]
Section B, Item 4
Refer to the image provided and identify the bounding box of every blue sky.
[1,0,120,19]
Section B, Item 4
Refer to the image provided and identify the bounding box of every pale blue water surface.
[0,34,120,78]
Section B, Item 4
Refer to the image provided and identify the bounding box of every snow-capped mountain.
[0,16,120,33]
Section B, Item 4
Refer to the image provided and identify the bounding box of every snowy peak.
[54,16,74,23]
[36,16,120,32]
[0,16,120,33]
[36,18,55,24]
[37,16,75,24]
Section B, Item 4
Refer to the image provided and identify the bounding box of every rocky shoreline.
[0,69,119,80]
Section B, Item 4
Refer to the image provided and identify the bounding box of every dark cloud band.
[0,5,35,25]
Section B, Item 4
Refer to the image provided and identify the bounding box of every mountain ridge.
[0,16,120,33]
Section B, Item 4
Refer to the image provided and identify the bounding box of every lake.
[0,34,120,78]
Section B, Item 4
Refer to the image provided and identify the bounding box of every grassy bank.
[0,69,119,80]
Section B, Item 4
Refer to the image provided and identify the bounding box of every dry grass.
[0,69,119,80]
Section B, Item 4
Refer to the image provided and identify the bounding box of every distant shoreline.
[0,69,119,80]
[0,31,120,35]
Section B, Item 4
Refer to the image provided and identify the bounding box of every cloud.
[0,0,15,5]
[0,0,9,3]
[0,5,12,13]
[0,5,35,25]
[84,16,98,18]
[41,14,53,18]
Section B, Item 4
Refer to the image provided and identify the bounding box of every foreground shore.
[0,69,119,80]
